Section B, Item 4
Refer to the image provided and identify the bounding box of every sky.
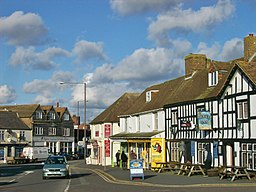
[1,0,256,123]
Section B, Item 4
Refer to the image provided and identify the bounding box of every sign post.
[129,159,144,180]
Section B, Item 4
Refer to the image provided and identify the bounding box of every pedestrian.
[130,150,137,160]
[121,151,128,169]
[204,145,212,177]
[115,150,120,167]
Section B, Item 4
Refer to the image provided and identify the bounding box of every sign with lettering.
[197,111,212,130]
[129,159,144,180]
[104,139,110,157]
[104,124,111,138]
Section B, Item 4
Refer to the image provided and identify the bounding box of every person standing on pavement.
[130,150,137,160]
[204,145,212,177]
[121,151,128,169]
[115,150,120,167]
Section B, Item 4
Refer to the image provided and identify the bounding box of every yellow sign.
[151,138,165,167]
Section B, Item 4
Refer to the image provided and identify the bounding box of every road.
[1,160,256,192]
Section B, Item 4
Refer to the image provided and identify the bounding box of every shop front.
[110,131,164,169]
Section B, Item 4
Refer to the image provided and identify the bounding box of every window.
[48,127,56,135]
[171,110,178,125]
[208,71,218,86]
[171,142,180,161]
[49,112,55,120]
[0,131,4,141]
[35,111,43,119]
[237,101,248,119]
[19,131,25,141]
[146,91,151,102]
[35,127,44,135]
[63,128,70,136]
[241,143,256,170]
[63,113,70,120]
[153,113,158,130]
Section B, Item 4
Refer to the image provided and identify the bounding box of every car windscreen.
[45,157,65,164]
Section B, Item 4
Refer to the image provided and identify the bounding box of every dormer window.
[35,111,43,119]
[146,90,159,102]
[146,91,152,102]
[208,71,218,87]
[63,113,70,120]
[49,111,55,120]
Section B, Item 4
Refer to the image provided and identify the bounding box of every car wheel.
[42,176,47,180]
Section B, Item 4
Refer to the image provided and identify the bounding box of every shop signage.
[104,124,111,138]
[197,111,212,130]
[129,159,144,180]
[151,138,165,168]
[104,139,110,157]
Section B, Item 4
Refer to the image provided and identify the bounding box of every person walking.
[115,150,120,167]
[121,151,128,169]
[204,145,212,177]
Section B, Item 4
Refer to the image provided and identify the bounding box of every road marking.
[87,168,256,188]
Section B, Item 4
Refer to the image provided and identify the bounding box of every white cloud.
[9,46,70,70]
[23,71,73,96]
[220,38,243,61]
[112,48,183,81]
[110,0,183,16]
[197,42,221,59]
[196,38,243,61]
[72,40,106,63]
[148,0,235,46]
[0,85,16,104]
[0,11,48,46]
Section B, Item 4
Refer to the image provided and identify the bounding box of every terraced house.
[0,103,74,161]
[101,34,256,172]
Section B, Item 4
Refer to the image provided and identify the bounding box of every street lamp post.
[60,81,87,164]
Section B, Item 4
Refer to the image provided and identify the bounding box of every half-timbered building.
[164,34,256,171]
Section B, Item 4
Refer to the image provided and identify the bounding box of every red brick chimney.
[244,33,256,62]
[184,53,209,76]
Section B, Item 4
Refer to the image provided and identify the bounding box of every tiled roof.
[0,110,30,130]
[41,105,53,113]
[237,61,256,84]
[90,92,140,124]
[0,104,40,118]
[120,61,235,115]
[54,107,68,118]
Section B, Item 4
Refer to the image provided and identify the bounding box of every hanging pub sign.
[197,111,212,130]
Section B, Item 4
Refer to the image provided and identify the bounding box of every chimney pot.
[249,34,254,36]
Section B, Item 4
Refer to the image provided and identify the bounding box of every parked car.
[42,155,70,179]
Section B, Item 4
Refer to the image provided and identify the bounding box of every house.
[164,34,256,171]
[112,82,177,169]
[0,110,31,163]
[0,103,75,157]
[90,92,140,166]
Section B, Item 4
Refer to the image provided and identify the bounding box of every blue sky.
[0,0,256,123]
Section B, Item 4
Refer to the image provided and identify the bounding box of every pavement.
[84,164,256,187]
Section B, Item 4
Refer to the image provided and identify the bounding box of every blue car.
[42,155,70,179]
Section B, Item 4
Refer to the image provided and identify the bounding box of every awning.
[110,131,164,140]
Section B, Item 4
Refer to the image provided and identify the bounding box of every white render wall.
[120,109,165,134]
